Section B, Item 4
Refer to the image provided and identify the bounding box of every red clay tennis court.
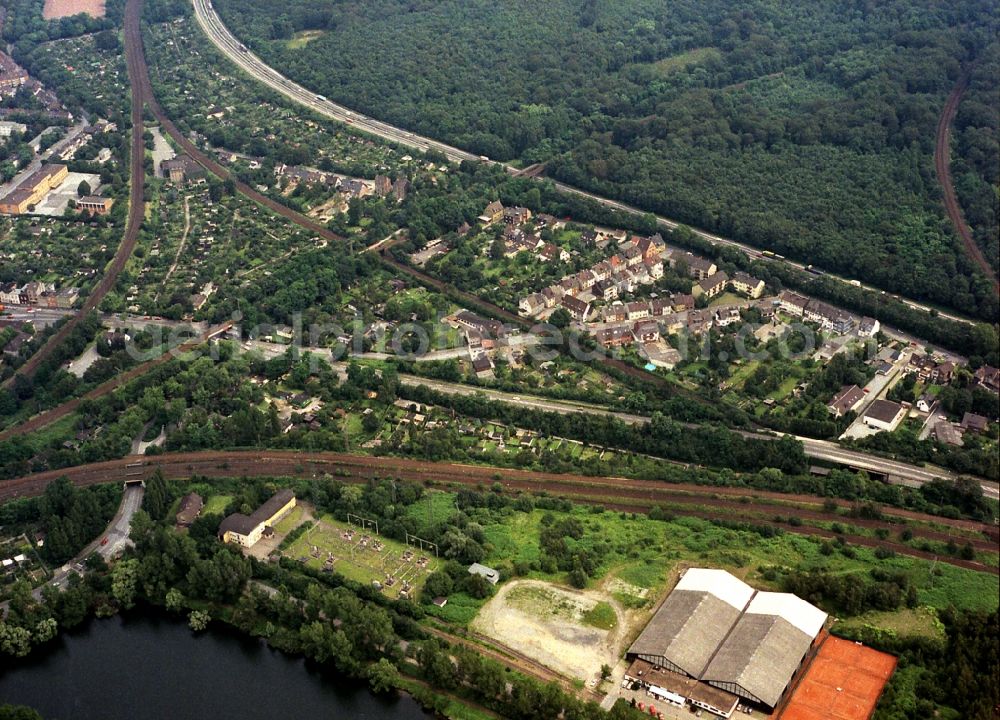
[779,636,897,720]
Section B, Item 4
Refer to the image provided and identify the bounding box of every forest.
[215,0,999,321]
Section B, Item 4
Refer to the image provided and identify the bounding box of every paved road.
[237,338,982,494]
[193,0,975,328]
[36,484,144,599]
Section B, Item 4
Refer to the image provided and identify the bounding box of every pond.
[0,612,430,720]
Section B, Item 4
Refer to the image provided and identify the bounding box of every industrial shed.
[627,569,753,677]
[626,569,828,714]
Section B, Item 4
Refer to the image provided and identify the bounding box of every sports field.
[780,636,897,720]
[284,515,441,600]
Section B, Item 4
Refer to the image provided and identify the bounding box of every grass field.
[285,514,441,599]
[287,30,324,49]
[273,505,305,535]
[202,495,232,515]
[582,601,618,630]
[650,47,722,76]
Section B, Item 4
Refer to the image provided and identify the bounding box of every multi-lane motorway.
[192,0,975,327]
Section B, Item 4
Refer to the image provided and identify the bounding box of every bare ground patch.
[471,579,627,682]
[43,0,105,19]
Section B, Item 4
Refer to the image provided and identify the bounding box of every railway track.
[0,323,231,441]
[3,450,994,574]
[934,71,998,287]
[4,1,149,386]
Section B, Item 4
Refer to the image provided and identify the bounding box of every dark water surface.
[0,612,429,720]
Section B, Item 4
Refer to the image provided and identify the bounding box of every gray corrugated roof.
[703,614,813,707]
[627,590,743,677]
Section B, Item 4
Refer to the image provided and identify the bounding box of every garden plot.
[284,515,440,600]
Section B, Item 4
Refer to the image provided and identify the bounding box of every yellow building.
[219,489,296,547]
[0,164,68,215]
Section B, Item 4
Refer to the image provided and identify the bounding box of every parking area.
[32,172,102,216]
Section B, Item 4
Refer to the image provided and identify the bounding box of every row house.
[503,206,531,226]
[804,300,854,333]
[597,325,633,348]
[602,305,627,323]
[778,291,810,316]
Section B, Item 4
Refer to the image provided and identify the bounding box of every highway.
[192,0,975,327]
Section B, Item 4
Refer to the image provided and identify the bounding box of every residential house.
[675,252,717,280]
[930,361,955,385]
[694,271,729,299]
[857,317,880,338]
[961,412,989,434]
[626,301,650,320]
[915,393,934,413]
[454,310,504,340]
[519,293,546,317]
[731,272,765,299]
[597,325,633,348]
[862,400,905,432]
[478,200,504,224]
[828,385,865,417]
[503,206,531,226]
[560,295,591,322]
[592,280,618,300]
[687,308,713,334]
[714,306,741,327]
[778,291,810,317]
[632,319,660,343]
[472,354,494,378]
[974,365,1000,393]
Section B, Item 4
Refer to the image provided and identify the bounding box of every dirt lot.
[42,0,105,19]
[472,579,628,683]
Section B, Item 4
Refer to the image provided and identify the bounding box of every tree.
[0,623,32,657]
[0,705,44,720]
[111,558,139,609]
[188,610,210,632]
[365,658,400,694]
[165,587,185,613]
[143,470,168,522]
[549,307,571,329]
[77,180,90,197]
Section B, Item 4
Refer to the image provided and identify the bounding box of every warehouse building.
[0,164,68,215]
[219,489,296,548]
[625,568,828,714]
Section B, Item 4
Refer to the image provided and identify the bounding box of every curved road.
[934,71,998,287]
[193,0,975,327]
